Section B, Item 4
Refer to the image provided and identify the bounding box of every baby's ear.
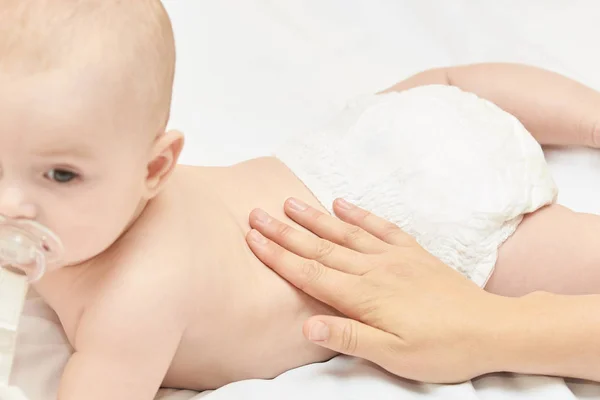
[144,130,185,198]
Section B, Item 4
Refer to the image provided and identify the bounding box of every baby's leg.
[486,204,600,297]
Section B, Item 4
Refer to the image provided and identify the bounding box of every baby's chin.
[56,238,121,269]
[58,217,141,268]
[50,252,99,270]
[53,205,148,270]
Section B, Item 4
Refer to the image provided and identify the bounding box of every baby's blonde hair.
[0,0,176,135]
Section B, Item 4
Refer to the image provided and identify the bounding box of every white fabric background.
[11,1,600,399]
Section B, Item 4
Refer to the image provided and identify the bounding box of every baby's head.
[0,0,182,268]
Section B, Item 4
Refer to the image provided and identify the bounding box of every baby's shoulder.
[37,210,196,347]
[63,249,194,349]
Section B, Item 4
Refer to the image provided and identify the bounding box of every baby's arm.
[382,62,600,148]
[58,276,187,400]
[485,204,600,297]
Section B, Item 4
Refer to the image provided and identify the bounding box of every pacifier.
[0,216,64,282]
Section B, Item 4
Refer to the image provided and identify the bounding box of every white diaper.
[275,85,558,287]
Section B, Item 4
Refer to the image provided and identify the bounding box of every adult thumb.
[303,316,400,368]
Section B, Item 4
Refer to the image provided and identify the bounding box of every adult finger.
[303,315,402,373]
[332,199,414,247]
[282,198,389,254]
[249,208,370,275]
[246,229,360,313]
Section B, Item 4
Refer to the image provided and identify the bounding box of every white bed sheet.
[10,1,600,399]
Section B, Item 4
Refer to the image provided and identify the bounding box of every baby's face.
[0,73,152,267]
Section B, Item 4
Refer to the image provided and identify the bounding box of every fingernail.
[253,209,272,226]
[308,321,330,342]
[335,198,354,210]
[249,229,268,244]
[287,198,308,212]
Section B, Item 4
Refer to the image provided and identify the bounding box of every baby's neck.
[121,197,151,238]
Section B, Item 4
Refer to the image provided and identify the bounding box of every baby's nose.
[0,187,36,220]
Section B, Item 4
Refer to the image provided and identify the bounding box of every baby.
[3,1,600,399]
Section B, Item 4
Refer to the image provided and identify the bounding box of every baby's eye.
[45,169,79,184]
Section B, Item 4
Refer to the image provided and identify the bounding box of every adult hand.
[246,198,513,383]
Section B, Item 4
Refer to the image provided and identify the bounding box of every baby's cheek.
[57,188,143,264]
[58,220,122,264]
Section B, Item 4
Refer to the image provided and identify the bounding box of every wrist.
[484,292,551,375]
[481,291,599,380]
[470,292,526,376]
[474,291,561,377]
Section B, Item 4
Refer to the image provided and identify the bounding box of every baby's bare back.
[163,160,338,389]
[35,158,337,392]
